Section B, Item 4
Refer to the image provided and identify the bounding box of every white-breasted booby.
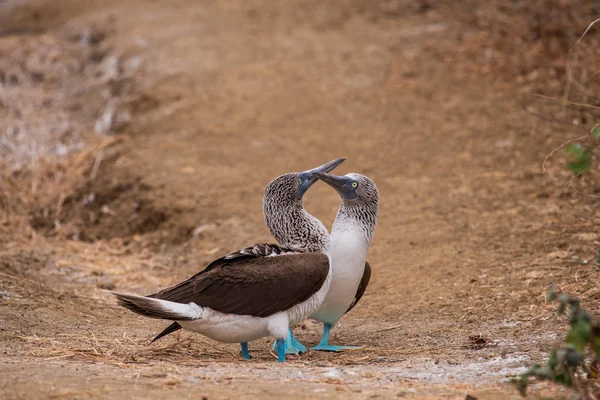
[111,159,345,362]
[309,171,379,351]
[263,165,372,355]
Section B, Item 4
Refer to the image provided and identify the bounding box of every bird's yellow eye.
[352,182,358,188]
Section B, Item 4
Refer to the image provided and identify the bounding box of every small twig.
[562,58,573,103]
[89,149,105,180]
[44,353,75,361]
[572,18,600,49]
[55,194,65,219]
[374,324,407,333]
[542,135,588,173]
[569,183,600,199]
[531,93,600,111]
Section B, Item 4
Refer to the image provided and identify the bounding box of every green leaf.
[554,372,574,387]
[534,366,555,380]
[564,348,583,366]
[511,377,528,397]
[547,286,557,302]
[565,319,591,352]
[558,295,569,315]
[568,305,581,325]
[592,125,600,139]
[547,349,557,369]
[569,161,591,173]
[593,324,600,357]
[575,319,591,340]
[565,143,592,173]
[565,333,585,353]
[565,143,587,158]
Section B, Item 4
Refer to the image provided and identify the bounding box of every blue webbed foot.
[289,332,307,353]
[240,342,252,360]
[310,323,360,352]
[311,344,360,352]
[271,328,306,355]
[276,339,286,362]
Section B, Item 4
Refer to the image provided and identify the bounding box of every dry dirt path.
[2,1,599,399]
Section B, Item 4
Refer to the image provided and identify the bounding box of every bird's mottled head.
[263,158,346,203]
[262,158,346,252]
[312,172,378,204]
[313,171,379,243]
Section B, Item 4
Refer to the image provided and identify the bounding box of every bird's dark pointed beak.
[312,171,357,200]
[297,158,345,199]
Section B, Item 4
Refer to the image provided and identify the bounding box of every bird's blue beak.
[312,171,358,200]
[297,158,345,200]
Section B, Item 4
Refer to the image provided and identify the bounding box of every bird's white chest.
[312,230,367,324]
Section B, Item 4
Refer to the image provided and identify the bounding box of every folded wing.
[345,261,371,314]
[153,252,329,318]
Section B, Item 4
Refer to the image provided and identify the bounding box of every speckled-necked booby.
[110,159,345,362]
[263,165,372,355]
[309,171,379,351]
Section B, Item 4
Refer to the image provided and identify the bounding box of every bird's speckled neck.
[263,174,330,253]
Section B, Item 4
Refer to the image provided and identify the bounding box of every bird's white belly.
[311,230,367,325]
[179,310,270,343]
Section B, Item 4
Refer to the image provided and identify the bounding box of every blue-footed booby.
[310,171,379,352]
[263,165,372,355]
[111,159,345,362]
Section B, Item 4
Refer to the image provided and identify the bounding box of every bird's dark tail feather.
[112,292,195,321]
[151,322,183,343]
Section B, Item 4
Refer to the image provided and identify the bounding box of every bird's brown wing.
[345,261,371,314]
[154,252,329,318]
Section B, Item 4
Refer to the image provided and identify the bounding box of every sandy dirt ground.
[1,0,600,399]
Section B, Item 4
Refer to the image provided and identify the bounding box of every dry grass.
[0,136,123,240]
[0,19,144,243]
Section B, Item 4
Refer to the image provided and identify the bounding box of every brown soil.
[1,1,600,399]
